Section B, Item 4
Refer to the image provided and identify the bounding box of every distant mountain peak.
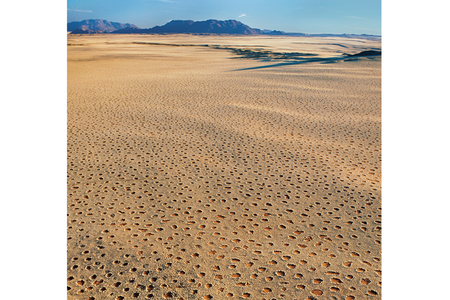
[67,19,139,33]
[112,19,264,35]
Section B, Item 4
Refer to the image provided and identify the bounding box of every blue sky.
[67,0,381,35]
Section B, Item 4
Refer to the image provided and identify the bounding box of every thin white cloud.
[67,9,93,13]
[239,13,246,18]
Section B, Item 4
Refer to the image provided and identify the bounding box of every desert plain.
[67,34,381,300]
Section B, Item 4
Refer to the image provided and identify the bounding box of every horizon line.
[67,18,381,36]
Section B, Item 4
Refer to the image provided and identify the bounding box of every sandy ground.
[67,34,381,300]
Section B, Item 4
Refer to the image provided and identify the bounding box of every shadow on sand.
[129,41,380,71]
[232,50,381,71]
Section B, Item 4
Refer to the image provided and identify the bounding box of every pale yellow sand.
[68,34,381,300]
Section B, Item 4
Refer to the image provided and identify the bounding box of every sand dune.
[68,34,381,300]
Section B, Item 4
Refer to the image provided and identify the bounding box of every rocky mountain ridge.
[67,19,139,33]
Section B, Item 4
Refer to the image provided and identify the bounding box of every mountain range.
[68,19,380,39]
[67,19,139,33]
[114,19,264,35]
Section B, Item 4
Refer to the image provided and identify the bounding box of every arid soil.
[67,34,381,300]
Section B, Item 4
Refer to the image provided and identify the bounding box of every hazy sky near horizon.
[67,0,381,35]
